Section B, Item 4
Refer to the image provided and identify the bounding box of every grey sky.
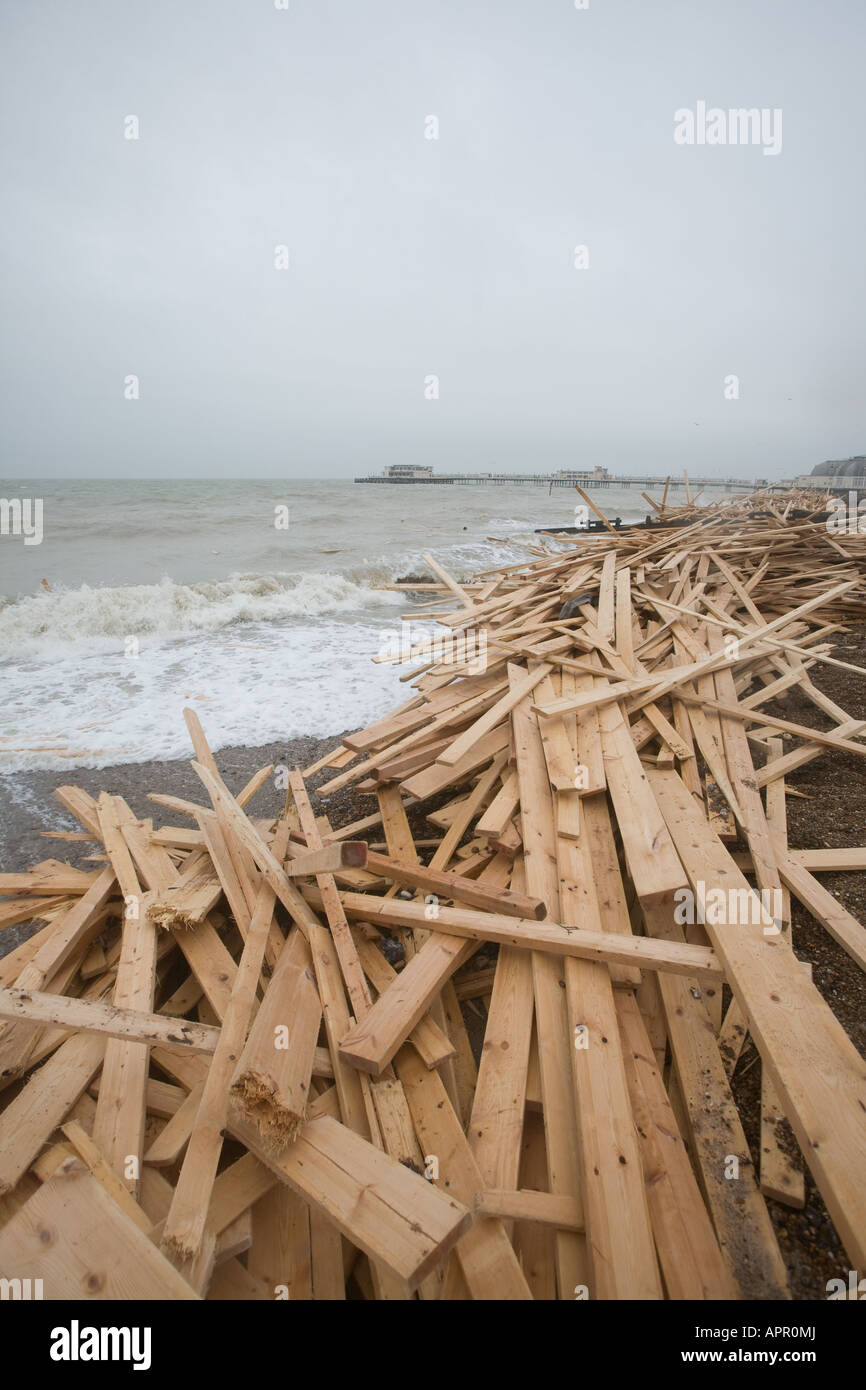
[1,0,863,480]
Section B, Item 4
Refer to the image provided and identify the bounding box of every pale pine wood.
[0,986,220,1054]
[230,1110,471,1292]
[0,1033,105,1194]
[614,990,735,1300]
[651,766,866,1273]
[315,885,723,979]
[231,927,322,1144]
[397,1044,532,1299]
[0,1159,199,1299]
[160,820,293,1260]
[511,664,586,1299]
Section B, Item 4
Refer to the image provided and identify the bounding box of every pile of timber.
[1,488,866,1300]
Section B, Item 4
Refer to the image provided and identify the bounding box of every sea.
[0,478,731,774]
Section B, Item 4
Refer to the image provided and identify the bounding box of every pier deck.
[354,472,760,490]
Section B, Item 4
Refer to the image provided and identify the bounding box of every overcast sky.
[1,0,863,480]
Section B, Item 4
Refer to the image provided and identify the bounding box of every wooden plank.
[91,798,159,1195]
[0,1158,198,1299]
[284,841,368,876]
[339,933,477,1075]
[614,990,735,1299]
[595,679,687,909]
[709,629,791,1166]
[289,769,375,1020]
[513,1108,557,1300]
[399,726,510,801]
[533,676,656,720]
[0,870,101,895]
[370,1077,425,1171]
[397,1045,532,1299]
[0,864,116,999]
[122,820,237,1020]
[376,784,421,861]
[476,769,520,837]
[775,848,866,974]
[474,1189,582,1229]
[0,896,68,929]
[248,1185,311,1300]
[639,905,790,1299]
[190,762,369,1139]
[0,1033,105,1194]
[60,1120,152,1233]
[760,738,806,1209]
[554,721,662,1300]
[313,886,723,979]
[144,1084,203,1167]
[789,847,866,872]
[466,937,534,1194]
[0,986,220,1054]
[365,850,545,920]
[439,978,477,1129]
[511,664,586,1300]
[435,664,550,767]
[231,927,322,1145]
[309,1206,346,1300]
[421,550,474,606]
[229,1111,471,1292]
[53,784,102,838]
[353,932,456,1069]
[577,791,641,988]
[199,1156,277,1239]
[160,820,294,1263]
[650,765,866,1273]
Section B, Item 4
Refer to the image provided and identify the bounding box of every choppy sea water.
[0,478,730,771]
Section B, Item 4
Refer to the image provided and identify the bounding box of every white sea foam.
[0,614,427,772]
[0,543,534,769]
[0,570,405,657]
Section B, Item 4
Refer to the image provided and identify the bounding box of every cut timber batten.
[314,887,722,981]
[650,766,866,1271]
[0,986,220,1054]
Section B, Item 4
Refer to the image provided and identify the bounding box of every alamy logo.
[49,1321,152,1371]
[0,497,43,545]
[826,1270,866,1300]
[674,882,782,935]
[378,624,488,675]
[0,1277,43,1299]
[826,492,866,535]
[674,102,782,156]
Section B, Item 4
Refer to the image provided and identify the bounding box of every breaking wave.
[0,570,406,657]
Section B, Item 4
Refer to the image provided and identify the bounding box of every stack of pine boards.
[1,486,865,1300]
